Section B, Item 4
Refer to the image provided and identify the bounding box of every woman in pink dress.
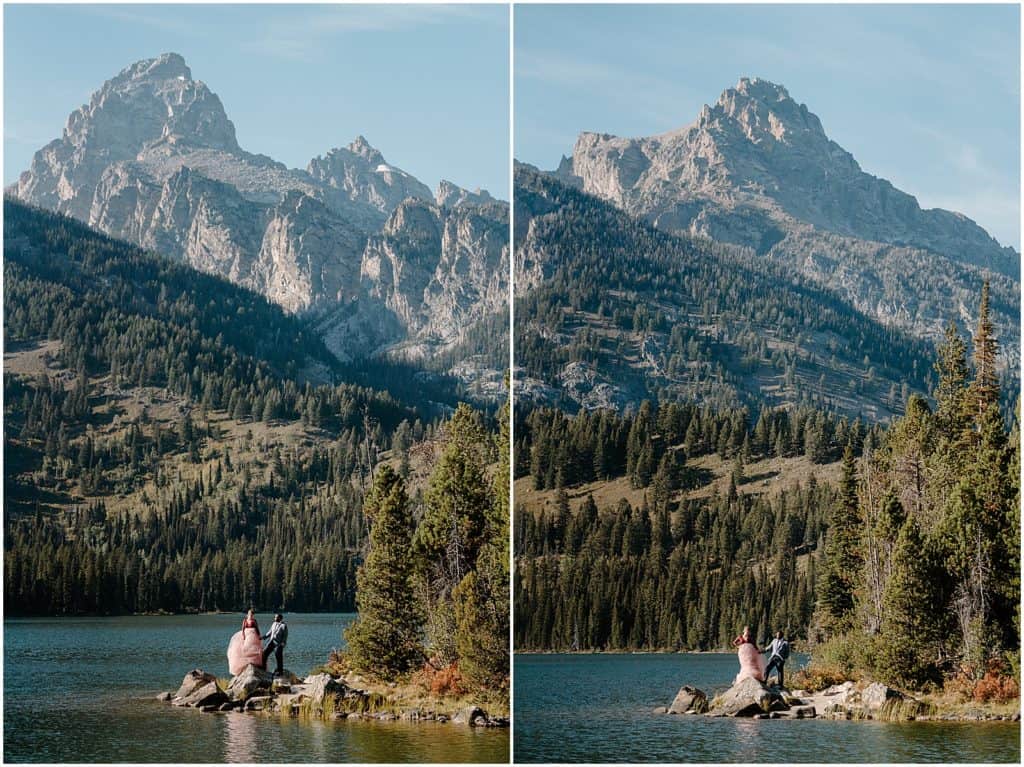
[227,609,266,675]
[731,625,767,684]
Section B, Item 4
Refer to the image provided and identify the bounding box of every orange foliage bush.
[972,660,1020,703]
[413,660,466,697]
[946,660,1020,704]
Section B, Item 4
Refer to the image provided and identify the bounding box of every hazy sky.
[516,4,1021,250]
[4,4,509,198]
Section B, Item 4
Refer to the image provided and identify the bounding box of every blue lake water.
[3,614,508,763]
[513,653,1020,763]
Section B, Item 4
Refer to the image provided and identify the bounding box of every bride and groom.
[732,626,790,687]
[227,610,288,676]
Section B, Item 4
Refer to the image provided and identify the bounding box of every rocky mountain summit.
[554,77,1019,359]
[10,52,508,375]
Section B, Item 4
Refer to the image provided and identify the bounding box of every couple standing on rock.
[227,610,288,676]
[732,626,790,687]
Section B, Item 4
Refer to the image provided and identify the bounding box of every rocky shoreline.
[658,677,1022,723]
[159,666,509,727]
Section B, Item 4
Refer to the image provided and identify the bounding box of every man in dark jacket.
[262,614,288,675]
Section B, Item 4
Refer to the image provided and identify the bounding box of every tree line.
[344,403,510,694]
[815,283,1019,692]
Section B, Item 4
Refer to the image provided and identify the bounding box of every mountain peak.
[347,135,383,164]
[703,76,824,142]
[436,179,495,208]
[116,52,192,84]
[732,76,790,102]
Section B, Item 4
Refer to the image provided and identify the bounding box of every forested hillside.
[514,165,1020,419]
[512,399,873,650]
[1,200,480,615]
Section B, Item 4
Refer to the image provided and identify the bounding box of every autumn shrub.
[790,662,849,692]
[413,660,466,697]
[972,659,1020,703]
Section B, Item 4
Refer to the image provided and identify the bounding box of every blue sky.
[516,4,1021,250]
[4,4,509,198]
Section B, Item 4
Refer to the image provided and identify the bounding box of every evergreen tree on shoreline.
[344,466,423,679]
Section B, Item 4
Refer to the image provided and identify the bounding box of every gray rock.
[860,682,902,710]
[155,691,173,702]
[708,677,778,717]
[174,669,216,701]
[452,705,487,726]
[245,695,273,711]
[179,681,227,709]
[667,685,709,715]
[304,673,346,706]
[794,706,816,719]
[652,706,668,714]
[820,681,856,704]
[226,664,274,702]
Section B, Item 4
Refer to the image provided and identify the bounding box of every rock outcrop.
[160,667,509,726]
[225,664,274,702]
[663,677,939,722]
[667,685,709,715]
[707,676,779,717]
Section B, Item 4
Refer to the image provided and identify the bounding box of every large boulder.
[304,673,346,706]
[708,676,777,717]
[667,685,709,714]
[452,705,487,726]
[174,669,216,700]
[226,664,274,702]
[820,680,856,704]
[860,682,902,711]
[178,681,227,709]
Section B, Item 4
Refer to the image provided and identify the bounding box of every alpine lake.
[3,614,508,763]
[514,652,1019,763]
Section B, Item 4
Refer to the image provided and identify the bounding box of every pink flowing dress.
[227,625,264,675]
[734,642,767,684]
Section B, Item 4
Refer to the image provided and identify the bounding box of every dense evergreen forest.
[0,200,484,616]
[513,399,869,650]
[813,286,1020,695]
[514,166,1018,420]
[514,281,1020,700]
[343,402,510,695]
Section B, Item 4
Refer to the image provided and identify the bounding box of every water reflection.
[224,711,258,763]
[731,718,761,762]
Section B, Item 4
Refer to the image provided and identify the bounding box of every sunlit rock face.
[12,52,509,370]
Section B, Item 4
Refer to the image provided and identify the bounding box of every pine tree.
[413,404,491,587]
[969,281,999,423]
[817,445,861,632]
[933,321,970,438]
[876,517,941,687]
[453,393,511,691]
[344,465,423,679]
